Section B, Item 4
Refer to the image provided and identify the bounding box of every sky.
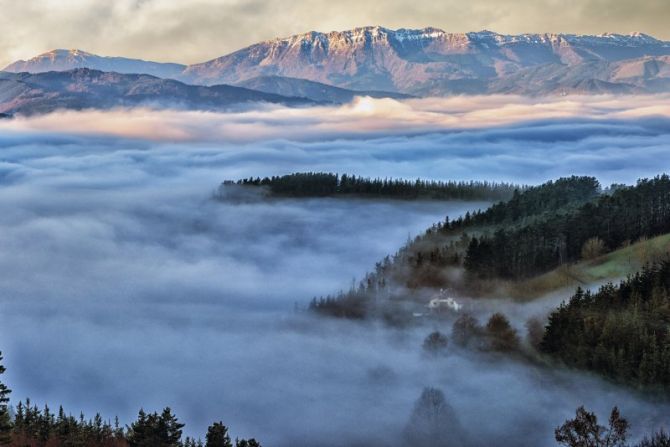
[0,0,669,69]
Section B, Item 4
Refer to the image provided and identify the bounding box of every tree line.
[0,353,260,447]
[442,175,600,231]
[1,350,668,446]
[224,172,525,201]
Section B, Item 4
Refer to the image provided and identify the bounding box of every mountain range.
[4,49,186,79]
[2,26,670,114]
[0,69,308,115]
[181,27,670,95]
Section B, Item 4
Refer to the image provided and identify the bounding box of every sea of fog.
[1,97,670,445]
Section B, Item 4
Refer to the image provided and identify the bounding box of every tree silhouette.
[206,422,232,447]
[0,352,10,446]
[555,406,628,447]
[404,387,465,447]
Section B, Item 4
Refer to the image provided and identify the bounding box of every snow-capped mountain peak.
[6,27,670,97]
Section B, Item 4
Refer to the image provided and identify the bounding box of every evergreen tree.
[0,352,11,446]
[542,261,670,389]
[451,314,483,348]
[485,313,520,352]
[205,422,232,447]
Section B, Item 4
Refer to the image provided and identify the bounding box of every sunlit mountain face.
[4,27,670,100]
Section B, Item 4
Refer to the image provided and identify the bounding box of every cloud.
[1,98,670,444]
[3,94,670,144]
[2,95,670,185]
[0,0,669,68]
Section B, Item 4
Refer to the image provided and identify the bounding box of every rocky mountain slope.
[4,27,670,96]
[182,27,670,95]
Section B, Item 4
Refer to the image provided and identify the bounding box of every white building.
[427,289,463,312]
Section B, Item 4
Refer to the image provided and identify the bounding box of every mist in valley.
[1,97,670,445]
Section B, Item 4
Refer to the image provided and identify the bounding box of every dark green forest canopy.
[6,398,260,447]
[223,172,526,201]
[542,261,670,390]
[465,175,670,279]
[444,175,601,230]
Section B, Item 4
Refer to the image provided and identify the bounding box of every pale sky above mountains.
[1,0,668,69]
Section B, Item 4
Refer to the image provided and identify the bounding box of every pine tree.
[206,421,232,447]
[159,407,184,446]
[0,352,11,446]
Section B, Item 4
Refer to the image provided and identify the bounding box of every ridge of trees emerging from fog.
[224,172,525,201]
[310,175,606,318]
[309,174,670,392]
[311,175,670,309]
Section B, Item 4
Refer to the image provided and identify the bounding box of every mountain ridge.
[180,27,670,95]
[0,68,309,116]
[235,75,413,103]
[4,27,670,96]
[3,49,186,79]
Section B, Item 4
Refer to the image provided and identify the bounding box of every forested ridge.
[310,173,670,393]
[224,172,525,201]
[542,261,670,390]
[310,175,606,316]
[312,174,670,318]
[465,175,670,279]
[443,176,600,230]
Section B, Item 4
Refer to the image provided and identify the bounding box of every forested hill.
[311,174,670,318]
[223,172,525,201]
[444,176,600,230]
[465,175,670,279]
[542,261,670,390]
[310,175,603,317]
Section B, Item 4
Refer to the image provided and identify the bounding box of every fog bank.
[1,98,669,445]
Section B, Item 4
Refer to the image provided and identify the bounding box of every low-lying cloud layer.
[3,95,669,186]
[1,96,670,445]
[4,95,670,144]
